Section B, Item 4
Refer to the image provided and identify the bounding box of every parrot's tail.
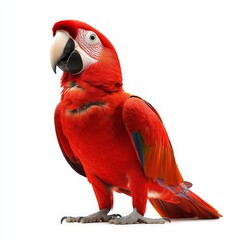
[149,182,221,219]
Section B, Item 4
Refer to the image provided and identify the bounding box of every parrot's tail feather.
[149,189,222,219]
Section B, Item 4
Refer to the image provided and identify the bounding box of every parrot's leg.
[61,208,121,223]
[61,175,122,224]
[109,208,170,224]
[108,172,169,224]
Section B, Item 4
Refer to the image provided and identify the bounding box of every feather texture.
[123,96,183,185]
[54,105,86,177]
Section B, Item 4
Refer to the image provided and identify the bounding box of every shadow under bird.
[50,20,221,224]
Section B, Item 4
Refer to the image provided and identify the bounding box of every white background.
[1,0,240,239]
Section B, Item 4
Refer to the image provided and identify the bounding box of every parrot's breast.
[59,85,141,188]
[68,101,106,114]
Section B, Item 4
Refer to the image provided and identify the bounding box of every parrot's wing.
[123,96,183,185]
[54,106,86,177]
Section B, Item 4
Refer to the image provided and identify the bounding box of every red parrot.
[50,20,221,224]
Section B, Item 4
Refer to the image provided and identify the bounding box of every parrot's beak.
[50,31,83,74]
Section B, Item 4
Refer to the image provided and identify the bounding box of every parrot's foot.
[109,208,170,224]
[61,208,121,224]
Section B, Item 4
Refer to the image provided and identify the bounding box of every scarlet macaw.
[50,20,221,224]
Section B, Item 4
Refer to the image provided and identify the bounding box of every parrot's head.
[50,20,122,91]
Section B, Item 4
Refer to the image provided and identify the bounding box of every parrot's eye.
[90,34,96,41]
[85,31,101,45]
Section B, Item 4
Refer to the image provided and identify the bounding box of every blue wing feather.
[131,131,144,166]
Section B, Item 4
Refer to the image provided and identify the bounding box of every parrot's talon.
[109,214,122,220]
[60,209,122,224]
[163,217,171,223]
[109,208,169,225]
[61,216,82,224]
[60,216,68,224]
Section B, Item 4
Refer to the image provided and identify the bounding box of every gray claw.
[163,217,171,223]
[61,216,68,224]
[109,208,170,224]
[109,214,122,220]
[60,209,121,224]
[61,216,81,224]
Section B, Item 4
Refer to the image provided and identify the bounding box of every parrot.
[50,20,221,224]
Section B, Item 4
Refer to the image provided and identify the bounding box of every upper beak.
[50,31,70,73]
[50,31,83,74]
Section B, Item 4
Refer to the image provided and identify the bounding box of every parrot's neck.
[60,52,123,93]
[59,72,129,128]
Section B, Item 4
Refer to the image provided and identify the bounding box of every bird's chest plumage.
[58,83,137,184]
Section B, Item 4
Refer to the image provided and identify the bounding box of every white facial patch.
[74,45,97,72]
[76,29,103,60]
